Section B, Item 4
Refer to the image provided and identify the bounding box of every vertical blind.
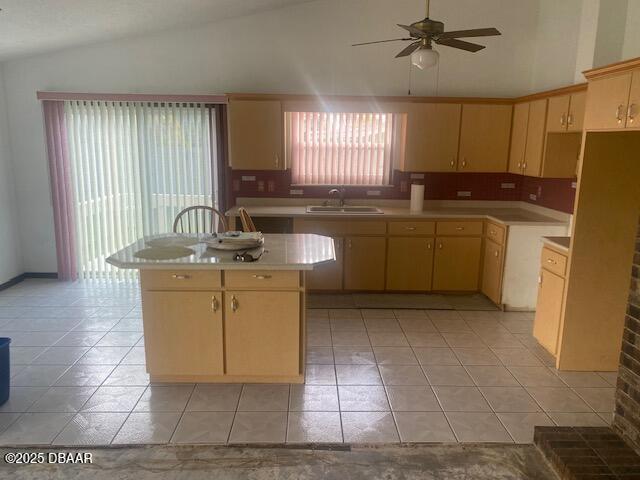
[64,101,217,280]
[287,111,394,185]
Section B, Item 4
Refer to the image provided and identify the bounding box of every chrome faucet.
[328,188,346,207]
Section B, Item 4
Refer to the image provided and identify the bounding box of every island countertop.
[106,233,335,271]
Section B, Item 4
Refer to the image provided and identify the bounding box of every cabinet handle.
[231,295,239,312]
[252,274,272,280]
[517,162,521,169]
[560,113,566,126]
[546,258,557,265]
[489,230,496,235]
[211,296,219,312]
[567,113,574,126]
[629,104,637,123]
[427,242,432,249]
[348,240,352,249]
[450,159,455,168]
[494,250,499,257]
[616,105,625,123]
[438,243,443,249]
[405,226,416,231]
[275,153,280,168]
[455,226,464,231]
[538,274,543,285]
[461,158,467,168]
[171,274,190,280]
[522,162,527,171]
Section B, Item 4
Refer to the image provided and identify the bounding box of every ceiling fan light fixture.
[411,46,439,70]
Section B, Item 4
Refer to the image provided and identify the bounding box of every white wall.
[622,0,640,59]
[0,66,23,283]
[530,0,584,92]
[593,0,629,68]
[2,0,543,273]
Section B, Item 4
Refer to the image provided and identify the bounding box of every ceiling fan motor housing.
[410,18,445,37]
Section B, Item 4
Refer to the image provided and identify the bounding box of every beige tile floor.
[0,279,617,446]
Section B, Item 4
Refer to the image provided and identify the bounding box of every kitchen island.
[107,233,335,384]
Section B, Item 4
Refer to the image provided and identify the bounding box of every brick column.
[613,221,640,452]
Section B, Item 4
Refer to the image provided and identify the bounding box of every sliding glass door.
[64,101,219,280]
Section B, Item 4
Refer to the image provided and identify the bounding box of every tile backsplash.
[229,169,576,214]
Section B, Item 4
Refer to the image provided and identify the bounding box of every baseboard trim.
[0,272,59,292]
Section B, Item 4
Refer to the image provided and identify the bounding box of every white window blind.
[287,111,394,185]
[65,101,217,280]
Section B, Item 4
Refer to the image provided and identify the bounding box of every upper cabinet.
[584,66,640,130]
[458,104,512,172]
[228,99,284,170]
[546,92,586,133]
[507,99,548,177]
[402,103,461,172]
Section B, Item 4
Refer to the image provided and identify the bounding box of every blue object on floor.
[0,337,10,406]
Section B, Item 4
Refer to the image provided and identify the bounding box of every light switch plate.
[529,193,537,201]
[571,182,577,189]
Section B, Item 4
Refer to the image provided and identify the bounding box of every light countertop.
[542,236,571,253]
[226,205,568,227]
[106,233,335,270]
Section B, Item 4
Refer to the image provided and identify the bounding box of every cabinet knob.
[489,230,496,235]
[171,274,190,280]
[546,258,557,265]
[231,295,239,312]
[252,274,272,280]
[616,105,625,123]
[211,296,219,313]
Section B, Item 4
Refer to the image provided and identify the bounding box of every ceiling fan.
[352,0,501,69]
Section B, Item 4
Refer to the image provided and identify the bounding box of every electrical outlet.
[241,175,256,182]
[571,182,577,189]
[500,183,516,189]
[257,181,265,192]
[267,180,275,192]
[366,190,381,196]
[529,193,537,201]
[289,189,304,195]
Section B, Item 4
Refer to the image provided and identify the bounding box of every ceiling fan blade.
[435,38,485,52]
[352,38,414,47]
[437,28,501,39]
[395,41,422,58]
[397,24,426,38]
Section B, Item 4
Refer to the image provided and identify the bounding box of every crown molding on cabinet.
[583,56,640,80]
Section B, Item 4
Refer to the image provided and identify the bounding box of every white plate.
[146,235,199,248]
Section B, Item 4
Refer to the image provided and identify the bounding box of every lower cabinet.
[433,237,482,291]
[142,290,224,376]
[344,236,386,290]
[481,239,503,304]
[225,291,300,376]
[306,236,343,290]
[533,268,565,355]
[386,237,434,291]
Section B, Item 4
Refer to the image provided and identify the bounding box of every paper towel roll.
[410,184,425,212]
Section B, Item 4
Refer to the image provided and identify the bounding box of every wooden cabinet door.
[584,73,633,130]
[481,239,503,304]
[306,237,343,290]
[403,103,461,172]
[225,291,300,376]
[458,104,512,172]
[533,269,565,355]
[508,102,529,174]
[567,91,586,132]
[627,71,640,129]
[386,237,434,291]
[228,100,283,170]
[344,236,386,290]
[142,291,223,376]
[523,99,548,177]
[432,237,482,291]
[546,95,570,133]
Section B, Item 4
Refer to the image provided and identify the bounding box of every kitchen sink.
[306,205,383,214]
